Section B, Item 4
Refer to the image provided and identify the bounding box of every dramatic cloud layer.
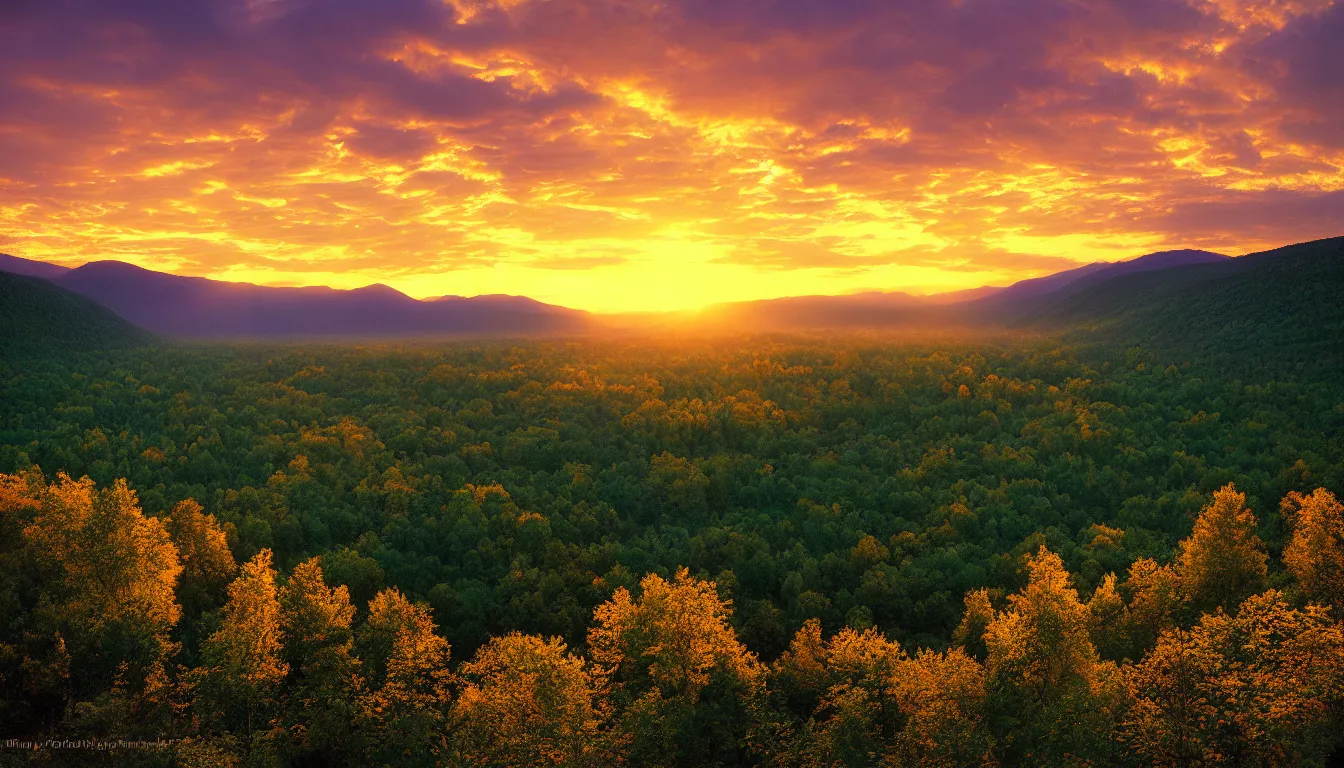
[2,0,1341,310]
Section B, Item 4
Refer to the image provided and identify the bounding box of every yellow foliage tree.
[1086,574,1127,662]
[165,498,236,613]
[952,589,994,662]
[589,567,761,767]
[1282,488,1344,612]
[891,648,996,768]
[1122,590,1344,766]
[984,547,1118,764]
[1177,484,1268,616]
[794,624,905,766]
[12,471,182,701]
[279,557,362,762]
[1119,557,1184,661]
[197,549,287,752]
[357,588,452,765]
[452,632,613,767]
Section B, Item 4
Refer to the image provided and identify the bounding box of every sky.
[1,0,1342,312]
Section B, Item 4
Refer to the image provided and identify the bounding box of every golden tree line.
[3,466,1344,767]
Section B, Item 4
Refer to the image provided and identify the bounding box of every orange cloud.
[0,0,1341,312]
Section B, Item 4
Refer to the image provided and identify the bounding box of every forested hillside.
[0,271,150,357]
[1034,237,1344,377]
[2,335,1344,765]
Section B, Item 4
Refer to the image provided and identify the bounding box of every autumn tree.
[983,547,1120,765]
[165,498,236,615]
[952,589,994,662]
[1122,590,1344,766]
[1281,488,1344,612]
[1177,484,1267,616]
[357,588,453,766]
[452,632,614,767]
[770,621,905,766]
[195,549,288,756]
[1118,558,1184,661]
[589,567,762,767]
[891,648,996,768]
[1086,574,1128,662]
[11,470,182,727]
[279,556,362,763]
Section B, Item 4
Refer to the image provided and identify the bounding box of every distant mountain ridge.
[680,248,1230,331]
[1022,237,1344,376]
[962,249,1229,321]
[0,253,71,280]
[0,257,590,338]
[3,242,1334,354]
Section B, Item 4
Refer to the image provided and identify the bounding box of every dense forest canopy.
[2,332,1343,766]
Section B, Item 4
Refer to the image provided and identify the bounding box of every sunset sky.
[2,0,1342,312]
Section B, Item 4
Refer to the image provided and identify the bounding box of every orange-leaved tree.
[194,548,287,759]
[1176,484,1268,616]
[3,469,183,737]
[1282,488,1344,612]
[1122,590,1344,766]
[984,547,1121,765]
[452,631,615,767]
[589,567,761,768]
[357,587,453,767]
[279,556,363,763]
[770,619,905,766]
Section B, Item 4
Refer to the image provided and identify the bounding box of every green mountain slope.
[1028,236,1344,376]
[0,270,151,357]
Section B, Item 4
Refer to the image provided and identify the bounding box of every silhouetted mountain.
[0,270,149,357]
[1029,237,1344,376]
[0,253,71,280]
[962,249,1229,321]
[681,249,1229,331]
[48,261,590,338]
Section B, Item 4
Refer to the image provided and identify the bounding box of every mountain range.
[679,248,1230,331]
[1,240,1340,372]
[0,257,589,338]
